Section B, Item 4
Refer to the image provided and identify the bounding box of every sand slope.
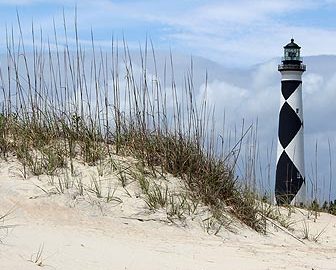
[0,158,335,270]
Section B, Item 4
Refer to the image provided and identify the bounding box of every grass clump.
[0,16,269,232]
[322,200,336,215]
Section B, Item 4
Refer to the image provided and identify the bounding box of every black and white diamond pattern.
[281,80,301,100]
[275,79,305,205]
[278,102,301,149]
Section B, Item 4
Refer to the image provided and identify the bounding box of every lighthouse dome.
[284,38,301,49]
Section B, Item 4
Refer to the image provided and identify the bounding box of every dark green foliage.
[305,200,336,216]
[310,199,320,212]
[321,200,336,215]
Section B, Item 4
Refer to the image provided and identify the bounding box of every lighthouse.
[275,38,306,205]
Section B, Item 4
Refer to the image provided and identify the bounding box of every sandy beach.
[0,157,335,270]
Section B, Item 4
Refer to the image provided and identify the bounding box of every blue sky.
[1,0,336,66]
[0,1,336,200]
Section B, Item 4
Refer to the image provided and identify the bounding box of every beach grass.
[0,16,296,233]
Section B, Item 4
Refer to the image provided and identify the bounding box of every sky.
[0,0,336,201]
[1,0,336,66]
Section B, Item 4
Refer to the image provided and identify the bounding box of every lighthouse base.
[290,183,307,206]
[274,182,306,206]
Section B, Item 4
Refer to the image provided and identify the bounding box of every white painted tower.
[275,39,306,205]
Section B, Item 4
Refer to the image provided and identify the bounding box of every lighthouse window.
[288,51,296,58]
[296,108,299,113]
[285,48,300,60]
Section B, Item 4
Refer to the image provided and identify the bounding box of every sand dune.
[0,158,335,270]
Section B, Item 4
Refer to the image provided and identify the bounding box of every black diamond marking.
[278,102,302,149]
[275,151,304,205]
[281,80,301,100]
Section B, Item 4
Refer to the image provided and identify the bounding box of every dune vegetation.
[0,17,330,236]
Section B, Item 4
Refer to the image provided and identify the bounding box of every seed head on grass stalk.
[0,14,266,232]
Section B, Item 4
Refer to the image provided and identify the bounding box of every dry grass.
[0,15,270,232]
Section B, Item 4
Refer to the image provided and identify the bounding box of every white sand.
[0,157,335,270]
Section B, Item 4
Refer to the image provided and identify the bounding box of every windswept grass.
[0,208,15,242]
[0,16,266,232]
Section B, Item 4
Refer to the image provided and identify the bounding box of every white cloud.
[2,0,336,67]
[197,61,279,143]
[304,73,324,94]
